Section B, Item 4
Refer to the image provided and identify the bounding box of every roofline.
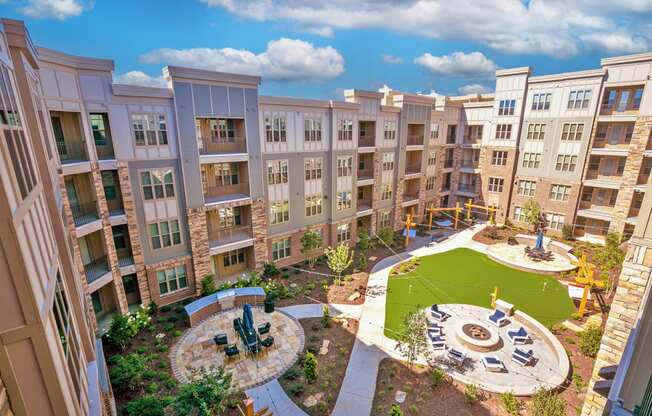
[343,89,384,100]
[393,93,434,106]
[496,66,530,77]
[36,46,114,71]
[1,19,39,69]
[163,66,260,87]
[112,84,173,99]
[601,52,652,67]
[529,68,606,84]
[259,95,331,109]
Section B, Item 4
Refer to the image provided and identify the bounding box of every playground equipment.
[402,213,416,248]
[490,286,498,308]
[572,254,603,318]
[426,202,463,230]
[464,199,497,225]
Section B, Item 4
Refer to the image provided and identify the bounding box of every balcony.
[102,170,125,219]
[357,153,374,183]
[358,121,375,148]
[116,248,134,268]
[51,111,89,165]
[407,123,425,146]
[197,118,247,157]
[600,86,644,116]
[357,184,372,216]
[202,162,251,206]
[70,201,100,227]
[84,255,110,284]
[211,246,255,282]
[208,226,254,254]
[444,159,454,169]
[458,184,477,194]
[90,113,115,160]
[463,125,483,146]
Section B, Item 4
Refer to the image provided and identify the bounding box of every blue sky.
[1,0,651,99]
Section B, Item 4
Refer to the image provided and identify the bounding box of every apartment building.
[0,19,112,416]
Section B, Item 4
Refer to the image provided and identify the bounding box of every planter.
[264,298,275,313]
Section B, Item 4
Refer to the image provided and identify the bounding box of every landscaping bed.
[472,225,522,245]
[278,316,359,415]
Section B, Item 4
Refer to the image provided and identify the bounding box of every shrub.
[106,314,139,350]
[136,346,148,354]
[357,229,371,251]
[172,367,231,416]
[174,304,185,314]
[109,353,147,391]
[201,275,217,296]
[485,227,500,240]
[157,344,169,353]
[157,361,169,369]
[579,323,603,357]
[168,315,179,323]
[377,227,395,248]
[287,382,304,396]
[321,305,331,328]
[283,368,301,380]
[163,323,175,332]
[430,367,446,388]
[531,388,565,416]
[573,373,586,393]
[501,391,520,415]
[164,378,177,389]
[561,224,574,240]
[160,305,172,313]
[142,369,157,380]
[262,262,279,279]
[389,404,404,416]
[122,395,169,416]
[157,316,168,324]
[146,382,158,394]
[303,351,318,382]
[173,330,183,337]
[281,273,289,279]
[464,384,479,403]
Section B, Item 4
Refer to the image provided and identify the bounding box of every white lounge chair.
[430,304,449,321]
[430,336,446,350]
[481,356,506,373]
[447,347,466,365]
[507,326,530,345]
[487,309,507,327]
[512,348,534,366]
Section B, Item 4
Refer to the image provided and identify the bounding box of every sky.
[1,0,651,100]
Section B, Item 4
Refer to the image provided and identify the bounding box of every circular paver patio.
[487,242,577,274]
[170,307,304,391]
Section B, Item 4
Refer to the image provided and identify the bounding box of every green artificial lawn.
[384,248,575,338]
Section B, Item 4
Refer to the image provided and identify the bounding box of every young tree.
[106,314,139,350]
[325,243,354,284]
[303,351,318,382]
[389,404,404,416]
[173,367,232,416]
[357,228,372,252]
[300,229,323,269]
[377,227,395,248]
[594,232,625,270]
[395,309,429,369]
[523,198,542,232]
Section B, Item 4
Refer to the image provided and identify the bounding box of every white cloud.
[458,83,492,95]
[381,54,403,64]
[414,51,497,78]
[113,71,167,88]
[139,38,345,82]
[21,0,85,20]
[303,26,334,37]
[581,32,649,53]
[199,0,652,57]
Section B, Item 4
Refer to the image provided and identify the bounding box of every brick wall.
[145,255,196,307]
[479,147,518,224]
[187,207,210,296]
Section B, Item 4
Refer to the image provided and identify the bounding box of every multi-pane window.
[526,123,546,140]
[427,151,436,166]
[210,119,236,143]
[267,160,289,185]
[218,207,241,228]
[549,184,571,201]
[214,163,239,187]
[272,238,291,261]
[149,219,181,249]
[337,191,352,211]
[498,99,516,115]
[270,201,290,224]
[141,170,174,200]
[304,118,322,142]
[381,184,392,200]
[382,153,394,170]
[464,125,483,142]
[545,212,565,231]
[568,90,591,109]
[223,248,245,267]
[337,156,353,177]
[581,187,593,203]
[157,265,187,295]
[336,223,351,243]
[89,113,109,145]
[488,177,504,193]
[495,124,512,139]
[132,113,167,146]
[555,154,578,172]
[633,88,644,110]
[430,123,439,139]
[305,195,323,216]
[304,158,323,180]
[517,180,536,197]
[426,176,436,191]
[531,93,551,111]
[561,123,584,141]
[384,121,397,140]
[491,151,508,166]
[264,116,287,142]
[512,206,526,222]
[338,119,353,141]
[522,153,542,169]
[379,211,391,228]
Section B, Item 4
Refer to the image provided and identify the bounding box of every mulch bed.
[472,226,523,245]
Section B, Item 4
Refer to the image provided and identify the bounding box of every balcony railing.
[199,136,247,155]
[208,225,253,247]
[204,182,250,200]
[57,139,88,163]
[407,135,424,146]
[585,170,624,182]
[458,184,477,193]
[461,160,479,169]
[116,249,134,268]
[95,140,115,160]
[84,255,110,284]
[358,135,375,147]
[405,164,421,175]
[357,169,373,180]
[70,202,100,227]
[403,192,419,201]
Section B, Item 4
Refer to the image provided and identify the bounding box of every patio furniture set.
[213,318,275,362]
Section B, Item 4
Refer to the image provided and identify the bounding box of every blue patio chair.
[447,347,467,365]
[430,304,448,321]
[507,326,530,345]
[512,348,534,366]
[487,309,507,327]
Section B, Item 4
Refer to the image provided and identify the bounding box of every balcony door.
[65,179,79,207]
[51,116,66,157]
[78,236,92,265]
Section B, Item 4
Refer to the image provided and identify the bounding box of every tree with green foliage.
[325,243,354,283]
[531,388,565,416]
[303,351,318,382]
[594,232,625,271]
[389,404,404,416]
[500,391,520,415]
[357,228,372,251]
[377,226,395,248]
[109,353,147,392]
[200,275,216,296]
[106,314,139,350]
[321,305,331,328]
[123,395,171,416]
[300,228,323,269]
[395,309,429,369]
[523,198,542,232]
[173,367,232,416]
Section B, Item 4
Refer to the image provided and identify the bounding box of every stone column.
[187,207,211,296]
[251,199,268,268]
[393,178,405,231]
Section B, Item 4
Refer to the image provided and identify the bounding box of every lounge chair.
[428,327,443,337]
[258,322,271,335]
[261,335,274,349]
[430,336,446,350]
[447,348,466,365]
[481,356,506,373]
[213,333,228,347]
[224,344,240,361]
[430,304,448,321]
[512,348,534,366]
[507,327,530,345]
[487,309,507,327]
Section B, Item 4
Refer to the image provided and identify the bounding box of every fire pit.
[455,320,500,352]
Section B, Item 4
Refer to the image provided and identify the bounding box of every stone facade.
[186,207,211,296]
[145,255,196,306]
[0,376,14,416]
[581,242,652,416]
[393,178,405,231]
[251,199,268,268]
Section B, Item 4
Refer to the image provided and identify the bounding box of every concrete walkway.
[279,303,362,320]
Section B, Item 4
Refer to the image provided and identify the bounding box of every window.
[582,187,593,203]
[491,151,508,166]
[522,152,542,169]
[338,119,353,141]
[617,90,630,112]
[512,206,526,222]
[384,121,397,140]
[132,113,167,146]
[304,118,322,142]
[2,112,35,200]
[426,176,435,191]
[430,123,439,139]
[264,116,287,142]
[336,223,351,243]
[358,157,366,171]
[531,93,551,111]
[517,180,536,197]
[267,160,289,185]
[157,265,187,295]
[270,201,290,224]
[549,184,570,201]
[382,153,394,171]
[272,238,291,261]
[446,125,457,143]
[625,124,634,143]
[214,163,239,187]
[555,154,578,172]
[545,212,565,231]
[381,184,392,200]
[141,170,174,200]
[464,125,483,142]
[633,87,644,110]
[337,156,353,177]
[427,151,436,166]
[488,177,504,193]
[90,113,110,145]
[602,89,617,110]
[304,158,323,180]
[495,124,512,139]
[561,123,584,141]
[337,191,352,211]
[210,119,235,143]
[218,207,241,228]
[305,195,323,216]
[223,248,245,267]
[526,123,546,140]
[379,211,391,228]
[568,90,591,109]
[498,99,516,115]
[0,67,21,127]
[149,219,181,249]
